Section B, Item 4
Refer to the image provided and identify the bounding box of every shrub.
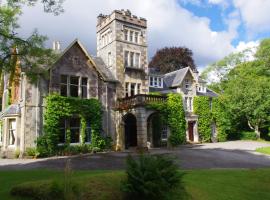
[240,131,257,140]
[15,149,20,158]
[25,147,40,158]
[122,154,181,200]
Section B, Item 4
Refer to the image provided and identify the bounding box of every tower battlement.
[97,9,147,32]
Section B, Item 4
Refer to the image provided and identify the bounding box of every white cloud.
[18,0,239,67]
[233,0,270,34]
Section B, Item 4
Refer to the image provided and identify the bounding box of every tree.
[0,0,63,83]
[149,47,197,74]
[223,61,270,138]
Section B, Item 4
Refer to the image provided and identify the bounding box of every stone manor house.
[0,10,217,156]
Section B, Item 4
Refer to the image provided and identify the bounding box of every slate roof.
[163,67,191,87]
[197,88,218,97]
[92,57,117,82]
[0,104,20,118]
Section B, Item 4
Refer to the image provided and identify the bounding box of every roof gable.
[164,67,195,87]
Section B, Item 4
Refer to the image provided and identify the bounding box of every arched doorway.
[123,113,137,149]
[147,113,166,148]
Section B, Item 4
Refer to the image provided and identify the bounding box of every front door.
[188,121,194,142]
[124,114,137,149]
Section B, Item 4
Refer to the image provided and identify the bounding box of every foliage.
[25,147,40,158]
[239,131,257,141]
[193,96,212,142]
[147,94,186,146]
[0,4,58,84]
[212,97,232,141]
[14,149,20,158]
[149,47,197,74]
[37,94,103,156]
[122,154,181,200]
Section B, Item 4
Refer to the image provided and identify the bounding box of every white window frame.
[123,49,141,68]
[149,76,163,88]
[8,119,16,147]
[123,28,140,44]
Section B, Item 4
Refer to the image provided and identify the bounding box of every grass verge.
[0,169,270,200]
[256,146,270,155]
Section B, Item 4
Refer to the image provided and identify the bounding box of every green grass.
[256,146,270,155]
[1,169,270,200]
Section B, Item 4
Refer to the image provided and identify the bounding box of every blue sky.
[17,0,270,69]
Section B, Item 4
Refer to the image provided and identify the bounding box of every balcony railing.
[116,94,167,110]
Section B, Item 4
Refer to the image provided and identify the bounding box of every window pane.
[130,52,134,67]
[70,118,80,143]
[125,82,129,97]
[124,29,128,41]
[70,85,78,97]
[60,85,67,96]
[70,76,79,85]
[130,31,133,42]
[82,78,87,86]
[150,77,153,86]
[61,75,68,84]
[85,121,91,143]
[131,83,135,96]
[137,84,141,94]
[135,32,138,43]
[8,119,16,145]
[135,53,140,68]
[82,86,87,99]
[124,51,129,67]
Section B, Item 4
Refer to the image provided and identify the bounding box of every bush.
[25,147,40,158]
[122,154,181,200]
[11,181,64,200]
[240,131,257,140]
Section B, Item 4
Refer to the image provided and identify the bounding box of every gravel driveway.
[0,141,270,170]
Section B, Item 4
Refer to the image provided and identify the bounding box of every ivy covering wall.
[148,93,186,146]
[194,96,230,142]
[37,94,103,155]
[193,96,212,142]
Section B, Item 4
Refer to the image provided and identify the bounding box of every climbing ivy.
[193,96,212,142]
[37,94,102,155]
[147,93,186,146]
[212,97,231,141]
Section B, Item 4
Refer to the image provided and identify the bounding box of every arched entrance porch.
[123,113,137,149]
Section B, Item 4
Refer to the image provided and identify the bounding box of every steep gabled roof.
[163,67,195,87]
[53,39,117,82]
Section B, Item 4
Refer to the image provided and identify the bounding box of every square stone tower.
[96,9,148,98]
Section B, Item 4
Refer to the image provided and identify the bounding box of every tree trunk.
[255,125,260,139]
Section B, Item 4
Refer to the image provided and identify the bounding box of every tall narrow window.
[124,51,129,67]
[8,119,16,146]
[150,77,153,86]
[137,84,141,94]
[125,82,129,97]
[130,31,134,42]
[135,32,139,43]
[85,121,91,143]
[60,75,68,96]
[81,78,88,99]
[135,53,140,68]
[130,52,134,67]
[154,77,158,87]
[158,77,163,87]
[108,52,112,67]
[124,29,128,41]
[161,126,168,140]
[185,79,191,89]
[70,76,79,97]
[185,97,188,111]
[70,117,80,143]
[189,97,192,112]
[130,83,136,96]
[59,118,66,143]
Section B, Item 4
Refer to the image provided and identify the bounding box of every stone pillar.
[115,111,124,151]
[135,107,147,148]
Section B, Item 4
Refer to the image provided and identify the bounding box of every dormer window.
[149,76,163,88]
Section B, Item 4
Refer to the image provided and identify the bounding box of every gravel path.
[0,141,270,170]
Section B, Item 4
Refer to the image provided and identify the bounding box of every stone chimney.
[52,41,61,52]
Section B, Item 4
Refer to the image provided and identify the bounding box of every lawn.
[256,146,270,155]
[0,169,270,200]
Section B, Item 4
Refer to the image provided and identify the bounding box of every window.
[85,121,91,143]
[125,82,129,97]
[137,84,141,94]
[135,53,140,68]
[154,77,158,87]
[130,52,134,67]
[60,75,68,96]
[189,97,193,112]
[124,51,129,67]
[70,76,79,97]
[185,97,188,111]
[130,31,134,42]
[81,78,88,99]
[70,117,80,143]
[135,32,139,43]
[124,29,128,41]
[161,126,168,140]
[108,52,112,67]
[150,77,153,86]
[130,83,136,96]
[60,75,88,98]
[158,77,163,87]
[8,119,16,146]
[185,79,191,89]
[149,76,163,88]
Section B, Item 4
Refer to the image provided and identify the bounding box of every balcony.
[116,94,167,110]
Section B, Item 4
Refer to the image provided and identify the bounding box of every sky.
[17,0,270,69]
